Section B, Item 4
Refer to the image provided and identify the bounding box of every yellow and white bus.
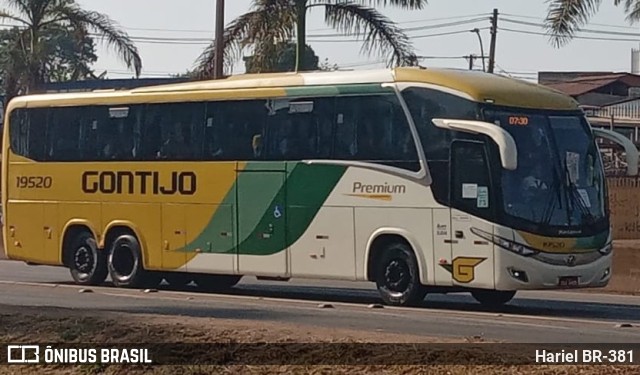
[3,68,637,307]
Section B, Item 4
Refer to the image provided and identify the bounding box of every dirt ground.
[599,241,640,295]
[0,305,637,374]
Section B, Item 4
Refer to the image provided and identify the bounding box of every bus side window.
[223,100,266,161]
[315,98,335,159]
[80,115,100,160]
[48,108,82,161]
[203,101,232,160]
[334,97,359,160]
[9,108,48,161]
[140,106,163,160]
[154,102,205,161]
[334,94,419,171]
[102,107,140,161]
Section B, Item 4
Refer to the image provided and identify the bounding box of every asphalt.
[1,260,640,343]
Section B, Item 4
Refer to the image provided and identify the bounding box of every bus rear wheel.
[107,233,161,289]
[471,290,516,307]
[375,242,427,307]
[67,232,108,286]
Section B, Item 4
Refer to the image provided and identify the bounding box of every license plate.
[558,276,579,287]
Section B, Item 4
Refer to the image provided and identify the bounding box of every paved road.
[1,260,640,343]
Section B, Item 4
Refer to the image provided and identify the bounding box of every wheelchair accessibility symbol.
[273,205,283,219]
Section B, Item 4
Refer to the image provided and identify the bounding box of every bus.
[3,67,638,307]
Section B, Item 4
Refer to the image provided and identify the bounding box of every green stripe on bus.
[182,162,346,256]
[235,162,346,255]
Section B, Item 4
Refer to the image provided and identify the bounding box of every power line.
[412,28,490,40]
[307,13,490,32]
[417,55,471,60]
[501,27,640,43]
[306,28,490,43]
[501,18,640,38]
[501,12,640,31]
[403,17,489,32]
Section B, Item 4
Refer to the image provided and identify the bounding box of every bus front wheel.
[375,242,427,307]
[67,232,108,286]
[471,290,516,307]
[107,234,161,289]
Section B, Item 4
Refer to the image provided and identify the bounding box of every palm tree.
[0,0,142,98]
[545,0,639,46]
[196,0,428,77]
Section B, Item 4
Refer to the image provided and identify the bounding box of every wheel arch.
[60,220,100,267]
[101,221,149,268]
[364,228,428,285]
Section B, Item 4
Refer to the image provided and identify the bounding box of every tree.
[243,41,319,73]
[545,0,640,46]
[0,0,142,99]
[0,26,99,83]
[196,0,427,77]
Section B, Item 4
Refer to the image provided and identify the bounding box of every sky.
[5,0,640,81]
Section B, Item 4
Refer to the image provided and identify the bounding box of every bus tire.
[471,290,516,307]
[107,234,161,289]
[194,274,241,292]
[375,242,427,307]
[164,272,194,287]
[68,232,108,286]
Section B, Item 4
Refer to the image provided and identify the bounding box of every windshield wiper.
[562,159,597,225]
[541,167,563,226]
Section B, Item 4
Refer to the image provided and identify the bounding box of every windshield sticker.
[462,183,478,199]
[577,189,592,208]
[566,152,580,184]
[477,186,489,208]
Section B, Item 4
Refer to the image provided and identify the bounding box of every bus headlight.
[470,227,539,257]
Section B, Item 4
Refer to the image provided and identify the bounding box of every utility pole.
[488,8,498,74]
[213,0,225,79]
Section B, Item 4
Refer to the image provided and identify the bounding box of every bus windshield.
[484,110,607,232]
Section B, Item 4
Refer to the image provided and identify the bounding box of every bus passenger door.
[236,162,288,277]
[448,141,496,290]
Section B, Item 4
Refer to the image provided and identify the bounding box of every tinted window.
[148,103,205,160]
[10,108,48,160]
[402,87,480,204]
[402,87,478,161]
[96,106,140,161]
[9,92,419,171]
[335,94,420,172]
[264,97,334,161]
[204,100,267,160]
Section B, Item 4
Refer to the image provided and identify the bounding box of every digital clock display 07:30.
[508,116,529,126]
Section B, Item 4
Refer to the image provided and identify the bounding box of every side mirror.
[592,128,639,176]
[432,118,518,170]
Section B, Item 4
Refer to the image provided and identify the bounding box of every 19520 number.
[16,176,53,189]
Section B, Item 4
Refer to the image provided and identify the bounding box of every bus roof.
[8,67,579,111]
